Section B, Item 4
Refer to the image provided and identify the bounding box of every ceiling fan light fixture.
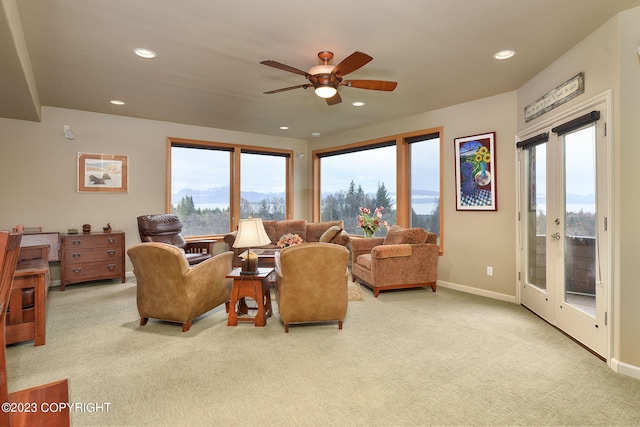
[308,64,334,75]
[315,86,337,98]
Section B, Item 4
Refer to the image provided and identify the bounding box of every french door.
[517,95,611,359]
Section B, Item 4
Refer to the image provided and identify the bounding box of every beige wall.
[516,7,640,372]
[310,91,518,301]
[0,107,308,273]
[617,6,640,370]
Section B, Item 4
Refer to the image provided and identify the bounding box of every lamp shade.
[233,218,271,248]
[314,86,337,98]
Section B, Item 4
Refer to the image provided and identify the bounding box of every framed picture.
[454,132,497,211]
[77,153,128,193]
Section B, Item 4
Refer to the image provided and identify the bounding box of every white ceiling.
[2,0,640,140]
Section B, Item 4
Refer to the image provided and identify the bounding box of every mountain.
[172,186,285,205]
[173,186,441,207]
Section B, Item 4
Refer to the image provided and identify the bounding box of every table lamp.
[233,217,271,274]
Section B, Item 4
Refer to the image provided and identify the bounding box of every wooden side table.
[226,267,273,327]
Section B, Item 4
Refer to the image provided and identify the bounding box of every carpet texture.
[347,277,365,301]
[6,278,640,426]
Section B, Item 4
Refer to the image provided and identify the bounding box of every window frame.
[167,137,294,237]
[312,127,444,251]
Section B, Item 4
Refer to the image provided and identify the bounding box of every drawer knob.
[107,264,116,270]
[72,253,82,258]
[108,238,115,244]
[72,268,82,273]
[107,250,116,255]
[72,240,81,245]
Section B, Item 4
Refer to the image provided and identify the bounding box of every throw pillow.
[319,225,342,243]
[383,225,427,245]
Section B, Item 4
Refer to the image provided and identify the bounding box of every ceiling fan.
[260,51,398,105]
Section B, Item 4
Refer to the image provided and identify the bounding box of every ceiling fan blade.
[263,84,311,94]
[325,91,342,105]
[342,80,398,91]
[260,60,309,77]
[332,51,373,77]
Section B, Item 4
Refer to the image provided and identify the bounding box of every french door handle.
[551,232,561,240]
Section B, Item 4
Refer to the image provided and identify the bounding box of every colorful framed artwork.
[77,153,128,193]
[454,132,497,211]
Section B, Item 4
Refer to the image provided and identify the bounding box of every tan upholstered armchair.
[137,214,216,265]
[275,242,349,332]
[127,242,233,332]
[350,225,439,297]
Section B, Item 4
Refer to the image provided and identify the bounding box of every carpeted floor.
[6,278,640,426]
[347,276,365,301]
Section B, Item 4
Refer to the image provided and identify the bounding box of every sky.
[532,125,597,201]
[172,137,440,197]
[320,140,440,194]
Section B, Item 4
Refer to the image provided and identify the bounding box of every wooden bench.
[6,245,50,346]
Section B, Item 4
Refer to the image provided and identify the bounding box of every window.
[240,152,287,220]
[168,138,293,237]
[171,145,231,235]
[313,128,443,247]
[318,143,396,236]
[408,133,441,238]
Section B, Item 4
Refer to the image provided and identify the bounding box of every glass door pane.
[525,143,547,290]
[562,126,597,317]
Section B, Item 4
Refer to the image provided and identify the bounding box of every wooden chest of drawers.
[60,231,126,290]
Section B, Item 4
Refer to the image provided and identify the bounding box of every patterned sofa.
[223,219,350,267]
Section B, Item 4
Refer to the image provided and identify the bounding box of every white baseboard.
[437,280,517,304]
[611,358,640,380]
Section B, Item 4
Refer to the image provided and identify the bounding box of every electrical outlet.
[487,266,493,276]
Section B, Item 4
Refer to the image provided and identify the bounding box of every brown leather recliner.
[127,242,233,332]
[137,214,215,265]
[275,242,349,332]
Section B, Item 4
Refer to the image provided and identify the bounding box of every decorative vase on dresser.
[60,231,126,290]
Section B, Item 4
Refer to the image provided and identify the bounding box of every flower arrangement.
[277,233,303,248]
[357,206,390,238]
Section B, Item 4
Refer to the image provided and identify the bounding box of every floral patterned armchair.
[349,225,439,297]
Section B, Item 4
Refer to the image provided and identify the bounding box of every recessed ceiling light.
[493,49,516,60]
[280,126,289,130]
[110,100,125,105]
[311,132,321,137]
[352,101,365,107]
[133,48,157,59]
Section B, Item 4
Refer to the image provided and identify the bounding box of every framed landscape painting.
[454,132,497,211]
[77,153,128,193]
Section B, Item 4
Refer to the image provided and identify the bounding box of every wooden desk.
[7,247,50,346]
[226,268,273,327]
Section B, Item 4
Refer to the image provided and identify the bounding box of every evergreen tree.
[176,195,196,216]
[345,181,360,220]
[375,181,393,210]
